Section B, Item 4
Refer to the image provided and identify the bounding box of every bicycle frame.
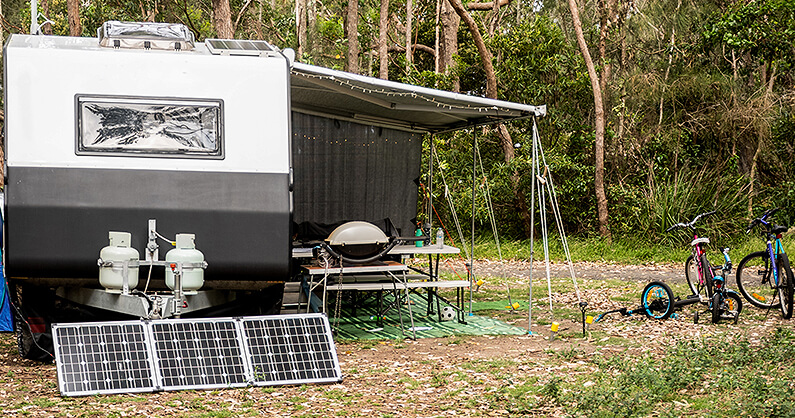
[712,248,732,292]
[759,216,785,290]
[667,210,718,299]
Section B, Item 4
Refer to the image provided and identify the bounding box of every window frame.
[75,94,225,159]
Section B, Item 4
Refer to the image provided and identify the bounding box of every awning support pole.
[528,117,537,334]
[469,129,476,316]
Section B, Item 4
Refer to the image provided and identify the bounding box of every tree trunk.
[597,0,613,102]
[41,0,52,34]
[295,0,307,56]
[141,0,156,22]
[307,0,316,35]
[347,0,360,73]
[448,0,496,99]
[255,0,263,40]
[406,0,413,73]
[213,0,234,38]
[435,0,440,73]
[379,0,389,79]
[67,0,81,37]
[439,0,459,91]
[568,0,610,239]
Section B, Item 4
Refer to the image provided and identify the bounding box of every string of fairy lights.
[292,131,419,147]
[293,71,521,114]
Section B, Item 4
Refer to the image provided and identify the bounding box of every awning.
[290,62,545,133]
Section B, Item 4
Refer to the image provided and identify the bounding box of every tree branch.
[467,0,510,11]
[234,0,255,34]
[388,44,436,57]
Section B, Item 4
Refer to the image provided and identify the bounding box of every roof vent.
[98,21,195,51]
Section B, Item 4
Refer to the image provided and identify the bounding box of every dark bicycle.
[735,208,793,319]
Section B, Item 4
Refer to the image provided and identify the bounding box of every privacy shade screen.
[291,112,422,237]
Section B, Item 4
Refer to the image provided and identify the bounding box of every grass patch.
[529,327,795,417]
[453,234,794,265]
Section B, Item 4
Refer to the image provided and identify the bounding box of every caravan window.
[76,95,223,158]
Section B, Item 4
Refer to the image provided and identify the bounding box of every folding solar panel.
[149,318,248,391]
[52,313,342,396]
[241,314,342,386]
[53,321,157,396]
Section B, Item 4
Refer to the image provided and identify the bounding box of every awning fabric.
[290,62,545,133]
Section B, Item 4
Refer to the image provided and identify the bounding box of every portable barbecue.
[322,221,399,264]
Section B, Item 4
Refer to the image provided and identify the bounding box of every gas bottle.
[99,231,139,293]
[165,234,205,294]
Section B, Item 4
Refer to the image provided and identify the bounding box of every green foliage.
[3,0,794,248]
[702,0,795,66]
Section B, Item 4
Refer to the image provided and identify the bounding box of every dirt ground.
[0,261,791,417]
[442,258,686,283]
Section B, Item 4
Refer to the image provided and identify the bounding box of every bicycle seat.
[772,224,789,234]
[691,237,710,246]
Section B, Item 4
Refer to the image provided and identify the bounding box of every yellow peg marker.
[550,322,560,340]
[475,279,485,291]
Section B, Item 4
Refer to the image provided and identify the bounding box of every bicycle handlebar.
[747,207,781,233]
[665,223,687,232]
[666,210,717,232]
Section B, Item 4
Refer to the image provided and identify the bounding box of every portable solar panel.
[52,313,342,396]
[53,321,157,396]
[241,314,342,386]
[149,318,249,391]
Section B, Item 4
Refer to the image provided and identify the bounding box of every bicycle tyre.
[641,281,674,320]
[777,254,794,319]
[726,292,743,324]
[711,293,722,324]
[736,251,780,310]
[684,255,705,298]
[700,255,714,298]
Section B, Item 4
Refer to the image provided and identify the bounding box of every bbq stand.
[300,244,467,338]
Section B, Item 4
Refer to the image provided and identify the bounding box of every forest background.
[0,0,793,250]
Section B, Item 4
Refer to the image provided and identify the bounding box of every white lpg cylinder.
[165,234,205,294]
[99,231,140,293]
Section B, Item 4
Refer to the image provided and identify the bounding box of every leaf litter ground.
[0,260,792,417]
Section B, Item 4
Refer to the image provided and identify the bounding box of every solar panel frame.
[241,313,342,386]
[53,320,157,396]
[149,318,249,391]
[205,39,278,56]
[53,313,342,396]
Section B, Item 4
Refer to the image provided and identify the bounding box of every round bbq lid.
[326,221,389,246]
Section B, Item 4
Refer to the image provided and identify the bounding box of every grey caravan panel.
[4,167,290,281]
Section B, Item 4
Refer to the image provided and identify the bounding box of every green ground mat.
[328,292,528,340]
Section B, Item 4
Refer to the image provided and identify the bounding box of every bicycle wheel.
[700,255,714,298]
[685,255,709,299]
[777,254,794,319]
[736,251,780,310]
[711,293,722,324]
[725,292,743,324]
[641,281,674,320]
[711,291,742,324]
